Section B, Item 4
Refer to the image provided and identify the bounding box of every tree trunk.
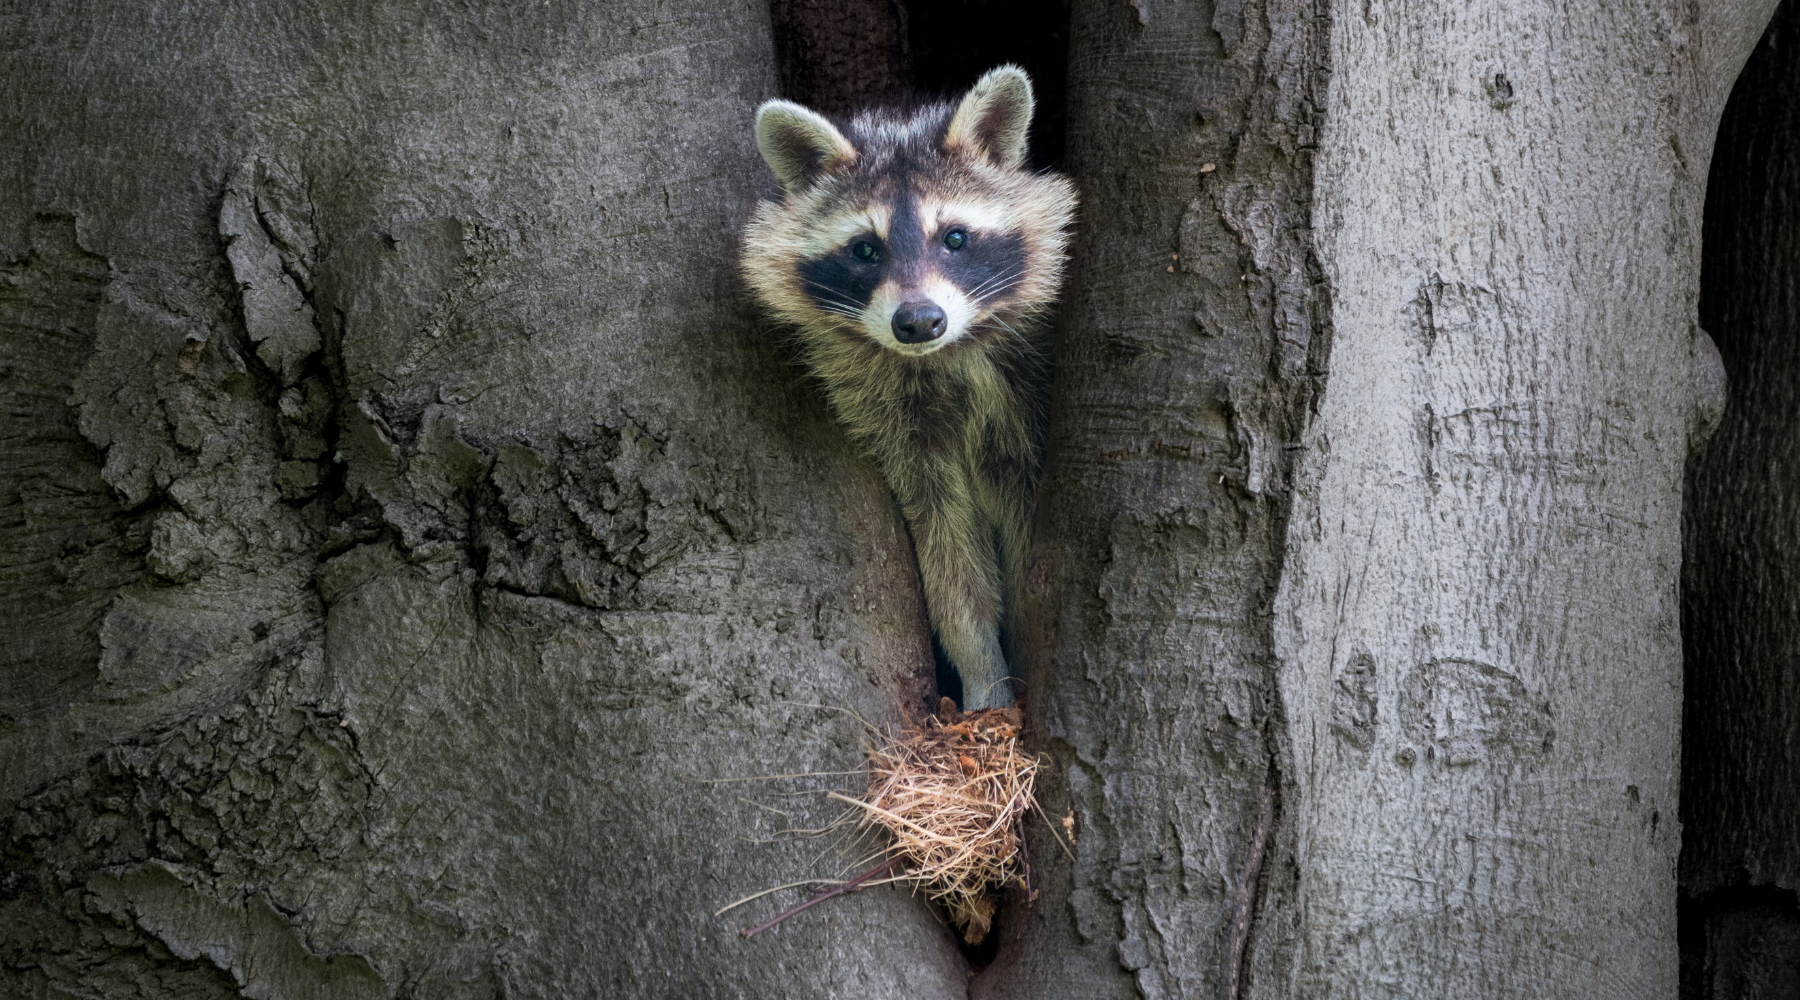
[981,0,1327,996]
[1263,2,1773,996]
[993,1,1779,998]
[1,4,965,997]
[1682,4,1800,996]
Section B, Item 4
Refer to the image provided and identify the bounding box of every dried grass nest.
[841,697,1042,943]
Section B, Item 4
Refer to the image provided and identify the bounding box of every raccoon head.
[741,66,1077,359]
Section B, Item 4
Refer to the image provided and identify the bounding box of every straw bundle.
[850,698,1038,944]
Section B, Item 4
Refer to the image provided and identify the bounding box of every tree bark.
[1,3,966,997]
[981,0,1327,996]
[991,1,1779,998]
[1269,1,1775,996]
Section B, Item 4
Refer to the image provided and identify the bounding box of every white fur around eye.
[920,198,1015,236]
[799,205,892,257]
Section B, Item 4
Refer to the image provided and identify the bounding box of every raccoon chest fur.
[741,66,1076,709]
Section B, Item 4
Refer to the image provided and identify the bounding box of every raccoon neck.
[802,329,1045,467]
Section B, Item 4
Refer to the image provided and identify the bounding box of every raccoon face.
[742,66,1076,360]
[793,193,1028,356]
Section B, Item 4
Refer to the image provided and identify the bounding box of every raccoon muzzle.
[892,301,948,343]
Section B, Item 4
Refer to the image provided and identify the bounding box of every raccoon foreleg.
[985,474,1036,687]
[897,468,1015,709]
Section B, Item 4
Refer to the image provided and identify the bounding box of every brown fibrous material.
[843,697,1038,943]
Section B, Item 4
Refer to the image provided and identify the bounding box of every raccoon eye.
[852,241,879,262]
[943,229,967,251]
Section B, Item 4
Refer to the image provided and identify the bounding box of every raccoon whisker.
[970,266,1026,289]
[962,272,1012,298]
[960,274,1013,302]
[987,316,1038,352]
[808,299,868,320]
[965,270,1029,301]
[806,295,865,314]
[971,279,1033,306]
[974,281,1029,305]
[801,281,875,316]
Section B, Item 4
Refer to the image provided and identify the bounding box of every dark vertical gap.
[903,0,1071,171]
[931,636,965,710]
[768,0,915,115]
[764,0,1072,969]
[1683,3,1800,997]
[768,1,1071,167]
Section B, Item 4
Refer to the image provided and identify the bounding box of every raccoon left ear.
[945,65,1035,169]
[755,100,858,192]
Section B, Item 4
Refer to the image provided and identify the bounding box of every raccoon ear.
[754,100,857,192]
[945,65,1035,169]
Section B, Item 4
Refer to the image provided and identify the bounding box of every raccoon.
[741,66,1077,709]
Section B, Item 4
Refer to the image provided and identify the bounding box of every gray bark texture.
[1682,3,1800,995]
[3,1,1794,998]
[989,0,1780,998]
[979,0,1327,997]
[1267,1,1776,996]
[0,3,967,997]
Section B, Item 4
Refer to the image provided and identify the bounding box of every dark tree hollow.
[1682,2,1800,995]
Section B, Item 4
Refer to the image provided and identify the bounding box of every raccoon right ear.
[945,65,1035,169]
[754,100,857,192]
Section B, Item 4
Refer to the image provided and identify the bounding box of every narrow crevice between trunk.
[769,0,1069,169]
[765,0,1073,974]
[1683,2,1800,995]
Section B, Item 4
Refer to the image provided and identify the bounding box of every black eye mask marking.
[797,234,885,317]
[887,195,1026,304]
[793,196,1029,326]
[938,228,1026,304]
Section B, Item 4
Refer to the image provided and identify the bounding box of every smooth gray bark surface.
[1271,1,1778,997]
[1,4,967,997]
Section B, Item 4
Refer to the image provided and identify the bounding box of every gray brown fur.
[741,67,1077,708]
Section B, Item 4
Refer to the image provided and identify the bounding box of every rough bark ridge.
[980,0,1330,996]
[0,4,971,997]
[1682,3,1800,995]
[1271,2,1776,997]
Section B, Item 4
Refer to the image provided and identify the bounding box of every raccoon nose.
[892,301,947,344]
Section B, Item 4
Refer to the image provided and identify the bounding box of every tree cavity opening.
[761,0,1072,966]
